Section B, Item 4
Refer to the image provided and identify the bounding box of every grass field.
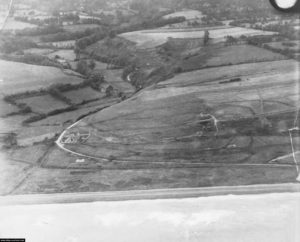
[8,163,296,195]
[120,27,277,48]
[102,69,136,95]
[3,18,37,31]
[23,48,55,55]
[0,98,19,117]
[60,59,299,178]
[264,41,300,52]
[180,44,287,71]
[0,60,83,95]
[62,87,105,105]
[48,50,76,61]
[0,114,35,133]
[163,10,203,20]
[16,95,69,114]
[29,98,120,127]
[0,154,32,195]
[63,24,100,33]
[6,144,49,164]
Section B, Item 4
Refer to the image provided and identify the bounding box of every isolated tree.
[89,59,96,70]
[203,30,210,45]
[74,44,81,60]
[76,60,89,76]
[3,132,17,148]
[109,30,116,39]
[88,70,105,90]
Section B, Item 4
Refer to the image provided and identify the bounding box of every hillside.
[56,59,300,188]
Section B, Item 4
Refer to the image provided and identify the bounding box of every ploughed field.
[61,60,300,178]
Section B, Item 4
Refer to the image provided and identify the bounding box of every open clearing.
[16,95,69,114]
[120,27,277,48]
[0,60,83,95]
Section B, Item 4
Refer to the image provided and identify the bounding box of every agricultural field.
[102,69,135,95]
[6,144,50,165]
[1,3,300,196]
[0,99,19,117]
[180,44,287,71]
[0,114,35,133]
[8,163,296,195]
[2,18,37,31]
[0,60,83,95]
[23,48,55,55]
[62,87,105,105]
[15,95,69,114]
[28,98,120,127]
[59,59,299,184]
[48,49,76,61]
[163,10,203,20]
[264,41,300,53]
[120,26,277,49]
[0,155,32,195]
[63,24,100,33]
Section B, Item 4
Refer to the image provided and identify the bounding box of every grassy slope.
[0,59,83,95]
[51,59,299,191]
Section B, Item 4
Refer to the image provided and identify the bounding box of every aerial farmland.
[0,0,299,196]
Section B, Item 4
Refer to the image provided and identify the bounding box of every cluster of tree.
[251,23,299,40]
[282,42,297,47]
[80,18,105,26]
[0,38,37,54]
[4,102,32,116]
[263,43,297,58]
[16,24,64,37]
[203,30,210,45]
[224,35,241,45]
[75,59,97,76]
[245,35,296,58]
[48,87,72,105]
[2,133,18,149]
[59,13,80,23]
[87,70,105,90]
[122,64,137,81]
[246,35,276,46]
[23,105,79,124]
[75,28,108,50]
[76,60,90,75]
[40,27,102,43]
